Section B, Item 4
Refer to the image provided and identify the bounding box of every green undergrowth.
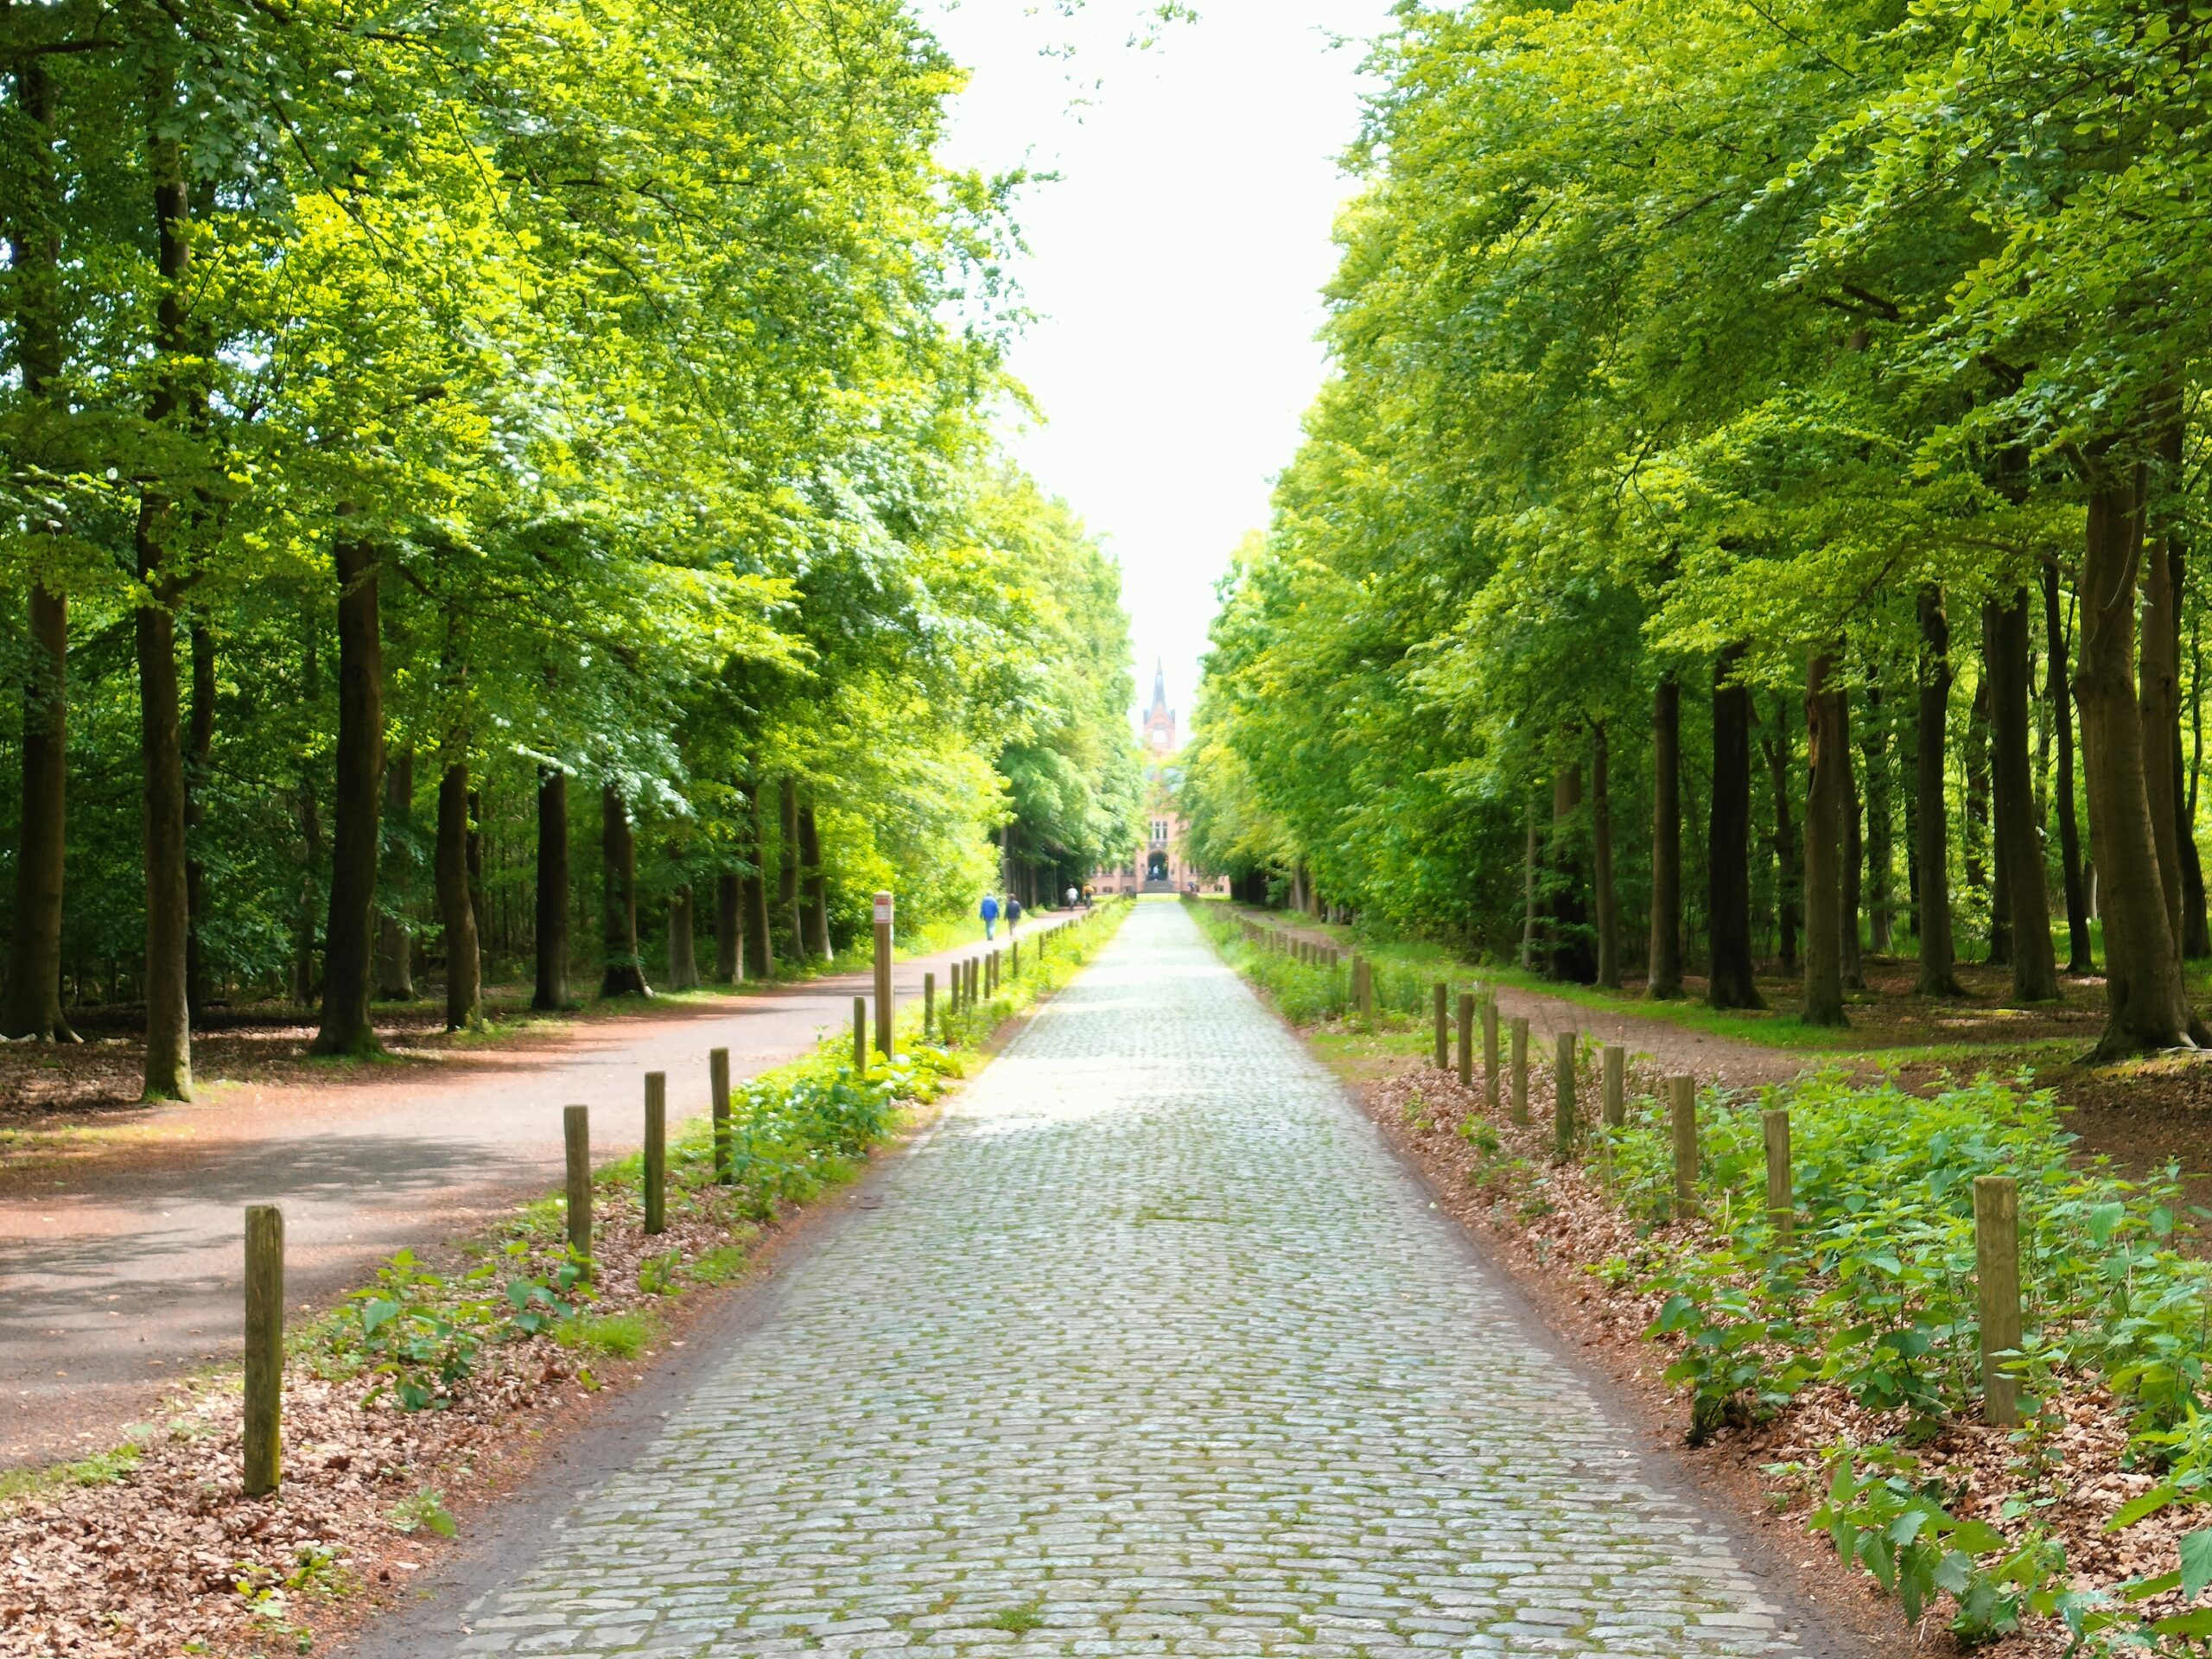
[1195,907,2212,1652]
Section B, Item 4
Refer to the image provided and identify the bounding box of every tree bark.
[1966,671,1996,959]
[532,767,569,1010]
[1648,676,1683,998]
[777,775,803,957]
[742,778,774,979]
[1863,685,1894,954]
[599,786,650,997]
[666,885,701,991]
[2,585,75,1041]
[2077,466,2200,1054]
[185,621,214,1020]
[798,798,832,960]
[1840,693,1865,990]
[376,746,416,999]
[1802,651,1848,1026]
[311,533,385,1057]
[1592,723,1619,988]
[2142,443,2187,952]
[466,785,486,950]
[1916,586,1965,995]
[437,756,481,1029]
[1986,589,2061,1001]
[715,870,741,983]
[1762,696,1800,976]
[1708,647,1763,1008]
[2043,562,2093,971]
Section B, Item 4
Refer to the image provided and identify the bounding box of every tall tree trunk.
[2141,438,2187,952]
[2043,563,2092,971]
[1966,671,1995,959]
[1,46,75,1044]
[798,798,831,959]
[185,622,214,1020]
[1802,651,1848,1026]
[777,775,803,957]
[1841,694,1865,990]
[1916,586,1965,995]
[1648,676,1683,998]
[3,585,75,1041]
[599,786,650,997]
[532,767,569,1010]
[2077,466,2201,1055]
[136,56,193,1097]
[312,533,385,1057]
[2178,722,2209,958]
[466,785,486,949]
[1863,683,1894,954]
[715,870,741,984]
[742,776,773,979]
[1592,723,1619,988]
[666,884,700,991]
[1986,588,2061,1001]
[1762,696,1801,976]
[1708,647,1764,1008]
[438,755,481,1029]
[1548,761,1593,982]
[376,746,416,999]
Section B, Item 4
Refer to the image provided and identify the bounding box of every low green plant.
[554,1311,658,1360]
[988,1603,1046,1633]
[387,1488,456,1538]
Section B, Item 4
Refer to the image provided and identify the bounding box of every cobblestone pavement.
[449,900,1813,1657]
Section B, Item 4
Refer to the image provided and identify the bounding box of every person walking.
[1065,885,1079,908]
[1006,893,1023,933]
[981,892,1000,940]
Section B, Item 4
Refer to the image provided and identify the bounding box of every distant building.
[1091,663,1229,897]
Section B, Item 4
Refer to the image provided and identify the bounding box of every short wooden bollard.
[643,1071,667,1236]
[852,996,868,1072]
[1763,1109,1793,1238]
[925,971,937,1039]
[1553,1031,1577,1160]
[1357,957,1374,1019]
[1668,1075,1697,1220]
[1482,998,1501,1111]
[1509,1016,1530,1125]
[563,1104,592,1255]
[1012,938,1020,977]
[1456,993,1474,1089]
[1602,1045,1625,1128]
[710,1047,732,1183]
[243,1205,283,1497]
[1974,1175,2022,1427]
[1433,983,1449,1069]
[873,889,895,1057]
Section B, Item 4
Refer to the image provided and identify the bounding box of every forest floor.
[0,913,1080,1469]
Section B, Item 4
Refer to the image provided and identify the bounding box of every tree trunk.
[798,799,831,959]
[2142,447,2187,951]
[1708,647,1763,1008]
[2,585,75,1041]
[715,870,741,983]
[1863,685,1894,954]
[185,622,214,1020]
[1985,588,2061,1001]
[2178,722,2209,958]
[2043,562,2092,971]
[1966,671,1995,959]
[466,785,486,950]
[742,778,774,979]
[1648,676,1683,998]
[1592,723,1619,988]
[1548,761,1593,982]
[777,775,803,957]
[1841,693,1865,991]
[599,785,650,997]
[311,534,385,1057]
[666,885,701,990]
[437,756,481,1029]
[532,767,569,1010]
[376,746,416,999]
[1916,586,1964,995]
[1802,651,1848,1026]
[1762,696,1800,976]
[2076,467,2200,1054]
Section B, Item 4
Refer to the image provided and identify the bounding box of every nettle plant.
[1603,1074,2212,1645]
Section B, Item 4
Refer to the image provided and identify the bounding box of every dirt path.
[0,918,1074,1469]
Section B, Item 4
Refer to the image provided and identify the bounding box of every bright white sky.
[925,0,1396,733]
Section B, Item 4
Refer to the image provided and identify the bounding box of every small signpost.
[873,891,894,1057]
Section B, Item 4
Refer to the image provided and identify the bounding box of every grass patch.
[554,1311,658,1360]
[987,1604,1046,1633]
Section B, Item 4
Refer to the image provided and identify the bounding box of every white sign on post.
[873,892,894,926]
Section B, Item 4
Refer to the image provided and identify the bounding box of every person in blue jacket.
[981,892,1000,940]
[1006,893,1023,933]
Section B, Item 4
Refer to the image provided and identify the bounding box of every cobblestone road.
[450,901,1811,1657]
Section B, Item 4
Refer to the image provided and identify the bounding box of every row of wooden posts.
[240,902,1098,1497]
[1237,911,2026,1430]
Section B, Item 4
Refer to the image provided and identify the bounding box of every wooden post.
[643,1071,666,1236]
[925,971,936,1040]
[243,1205,283,1497]
[1456,993,1474,1089]
[1602,1045,1626,1128]
[1974,1175,2022,1427]
[1553,1031,1576,1160]
[1763,1109,1792,1239]
[1433,983,1449,1068]
[563,1104,591,1256]
[1482,997,1501,1111]
[1012,937,1020,977]
[873,891,894,1056]
[1509,1016,1530,1125]
[1357,957,1374,1019]
[1668,1075,1697,1220]
[710,1047,732,1183]
[853,996,868,1072]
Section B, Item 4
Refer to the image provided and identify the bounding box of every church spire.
[1152,658,1166,713]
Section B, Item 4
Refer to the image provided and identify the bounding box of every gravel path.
[424,900,1825,1658]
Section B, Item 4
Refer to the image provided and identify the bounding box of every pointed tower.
[1142,659,1177,753]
